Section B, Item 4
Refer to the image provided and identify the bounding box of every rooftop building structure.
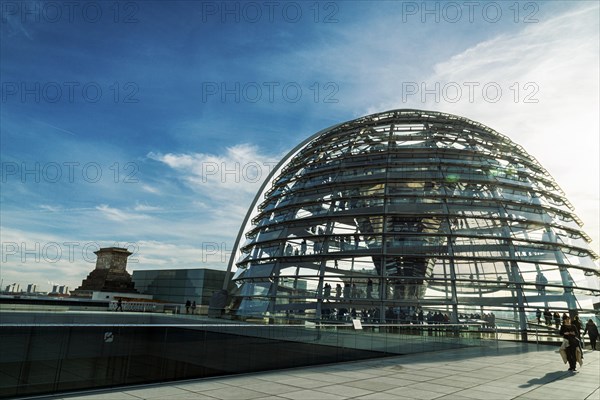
[71,247,138,298]
[132,268,227,306]
[225,109,600,337]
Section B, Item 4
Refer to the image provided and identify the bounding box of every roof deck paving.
[47,343,598,400]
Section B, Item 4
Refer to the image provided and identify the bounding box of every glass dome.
[225,109,599,331]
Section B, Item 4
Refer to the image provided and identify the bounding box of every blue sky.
[1,1,598,291]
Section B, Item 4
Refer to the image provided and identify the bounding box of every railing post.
[495,327,498,350]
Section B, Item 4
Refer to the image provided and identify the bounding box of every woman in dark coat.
[583,319,598,350]
[559,316,579,371]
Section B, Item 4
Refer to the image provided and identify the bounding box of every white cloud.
[39,204,60,212]
[95,204,151,222]
[148,143,282,213]
[141,184,161,194]
[133,203,162,212]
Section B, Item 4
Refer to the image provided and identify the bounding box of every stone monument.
[71,247,139,298]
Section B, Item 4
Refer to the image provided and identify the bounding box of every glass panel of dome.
[245,264,275,279]
[237,298,269,315]
[239,282,271,297]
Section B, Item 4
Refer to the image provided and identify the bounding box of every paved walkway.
[55,343,599,400]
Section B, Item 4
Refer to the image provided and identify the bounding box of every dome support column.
[546,229,578,312]
[439,167,459,324]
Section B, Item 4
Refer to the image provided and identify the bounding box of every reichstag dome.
[225,109,599,332]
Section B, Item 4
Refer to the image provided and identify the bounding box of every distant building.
[5,283,20,293]
[132,268,226,305]
[26,284,37,293]
[71,247,139,298]
[58,285,69,295]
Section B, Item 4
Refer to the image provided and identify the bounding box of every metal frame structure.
[224,110,599,335]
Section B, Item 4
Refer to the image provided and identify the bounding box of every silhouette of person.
[543,308,552,325]
[553,312,561,329]
[560,316,579,371]
[343,283,351,298]
[584,319,599,350]
[323,283,331,298]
